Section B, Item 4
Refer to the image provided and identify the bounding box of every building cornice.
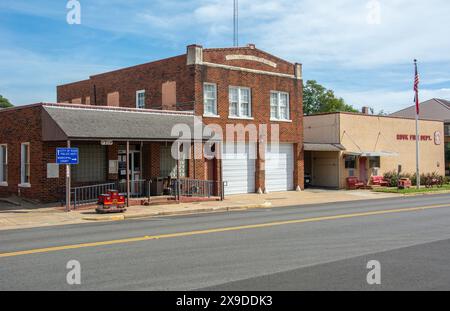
[201,62,300,80]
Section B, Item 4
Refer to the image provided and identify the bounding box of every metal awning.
[304,143,346,152]
[41,105,216,142]
[344,151,399,157]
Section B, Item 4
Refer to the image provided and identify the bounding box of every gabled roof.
[390,98,450,122]
[435,98,450,108]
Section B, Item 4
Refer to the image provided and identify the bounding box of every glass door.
[129,150,141,195]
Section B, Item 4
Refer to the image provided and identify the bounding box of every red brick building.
[0,44,304,204]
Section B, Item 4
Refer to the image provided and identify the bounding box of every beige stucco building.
[304,112,445,189]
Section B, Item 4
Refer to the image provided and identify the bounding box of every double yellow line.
[1,203,449,259]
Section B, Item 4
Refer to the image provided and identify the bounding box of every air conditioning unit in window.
[372,168,380,176]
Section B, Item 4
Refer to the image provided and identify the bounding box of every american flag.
[414,59,420,115]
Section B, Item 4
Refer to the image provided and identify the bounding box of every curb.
[82,215,125,221]
[403,190,450,196]
[81,201,272,222]
[0,198,22,206]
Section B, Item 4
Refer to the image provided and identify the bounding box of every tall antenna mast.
[233,0,239,46]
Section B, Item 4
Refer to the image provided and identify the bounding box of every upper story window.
[136,90,146,109]
[270,91,290,121]
[229,86,251,118]
[203,83,217,116]
[20,143,30,186]
[0,144,7,184]
[445,123,450,136]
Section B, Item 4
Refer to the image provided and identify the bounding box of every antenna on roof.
[233,0,239,47]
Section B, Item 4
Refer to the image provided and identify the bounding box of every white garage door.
[265,144,294,192]
[222,143,256,195]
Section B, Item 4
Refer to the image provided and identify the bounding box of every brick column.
[193,142,206,180]
[150,143,161,177]
[215,142,223,198]
[255,141,265,194]
[293,142,304,190]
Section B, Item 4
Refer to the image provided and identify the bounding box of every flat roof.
[304,111,443,123]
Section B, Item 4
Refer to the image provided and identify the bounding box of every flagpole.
[414,59,420,189]
[415,108,420,189]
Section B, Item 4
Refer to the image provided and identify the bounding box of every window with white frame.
[203,83,217,116]
[20,143,30,185]
[0,145,7,184]
[229,86,251,118]
[270,91,290,120]
[136,90,146,109]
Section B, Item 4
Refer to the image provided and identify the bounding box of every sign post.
[56,145,79,212]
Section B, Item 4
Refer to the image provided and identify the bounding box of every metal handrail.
[68,178,224,209]
[172,179,225,201]
[72,182,117,208]
[71,180,150,209]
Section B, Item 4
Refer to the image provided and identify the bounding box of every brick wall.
[0,106,46,201]
[57,55,196,110]
[57,79,91,104]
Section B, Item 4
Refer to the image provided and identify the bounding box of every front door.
[129,150,141,194]
[359,157,367,183]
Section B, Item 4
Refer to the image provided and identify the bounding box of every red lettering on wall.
[396,134,432,141]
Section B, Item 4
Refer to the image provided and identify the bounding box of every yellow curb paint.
[82,215,125,221]
[0,203,449,259]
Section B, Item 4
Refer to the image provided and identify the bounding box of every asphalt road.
[1,193,450,291]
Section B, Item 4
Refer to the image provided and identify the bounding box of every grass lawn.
[373,184,450,194]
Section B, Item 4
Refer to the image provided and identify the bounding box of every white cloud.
[3,0,450,68]
[337,88,450,114]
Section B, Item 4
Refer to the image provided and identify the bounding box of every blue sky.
[1,0,449,113]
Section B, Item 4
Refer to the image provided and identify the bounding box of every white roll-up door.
[222,143,256,195]
[265,143,294,192]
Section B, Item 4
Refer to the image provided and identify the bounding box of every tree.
[303,80,358,115]
[0,95,13,108]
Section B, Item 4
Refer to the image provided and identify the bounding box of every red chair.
[347,177,365,190]
[371,176,390,187]
[398,178,412,189]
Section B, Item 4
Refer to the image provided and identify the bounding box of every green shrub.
[383,171,446,187]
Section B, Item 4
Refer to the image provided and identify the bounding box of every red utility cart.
[96,190,126,214]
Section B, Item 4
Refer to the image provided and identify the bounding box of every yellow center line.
[1,203,449,259]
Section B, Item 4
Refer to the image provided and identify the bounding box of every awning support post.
[126,141,130,207]
[177,141,181,203]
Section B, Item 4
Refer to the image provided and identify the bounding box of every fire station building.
[304,111,445,189]
[0,44,304,204]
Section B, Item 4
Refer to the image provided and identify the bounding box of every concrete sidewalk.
[0,189,400,231]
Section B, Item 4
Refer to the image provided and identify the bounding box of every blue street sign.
[56,148,79,165]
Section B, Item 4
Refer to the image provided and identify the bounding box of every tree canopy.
[0,95,13,108]
[303,80,357,115]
